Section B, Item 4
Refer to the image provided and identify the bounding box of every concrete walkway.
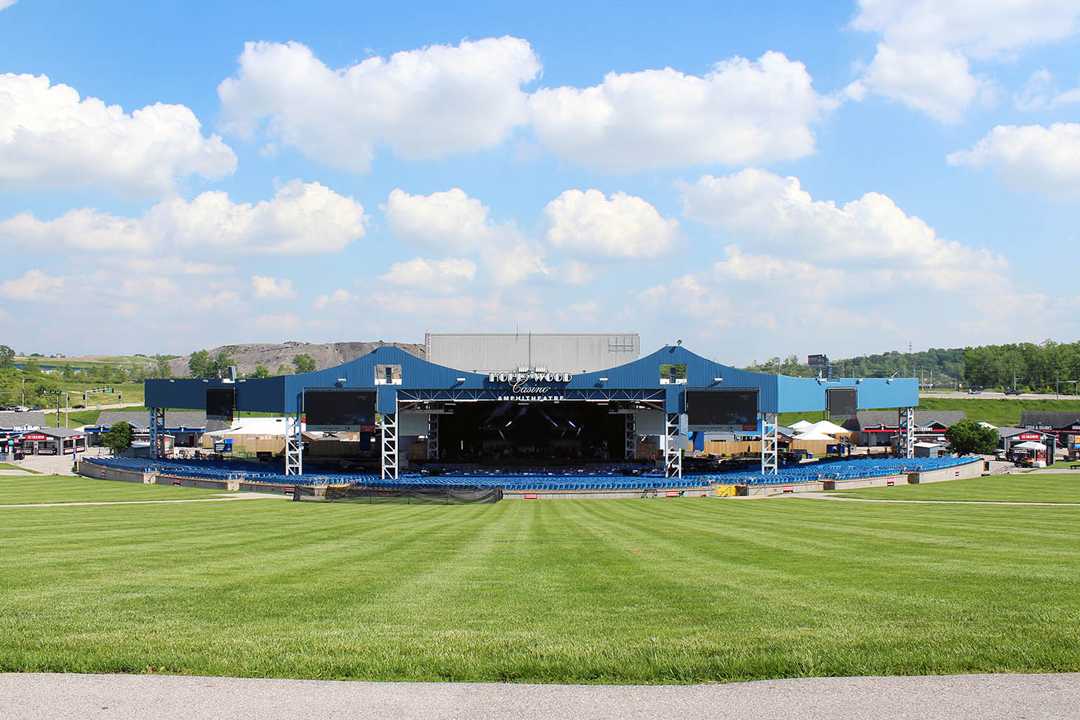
[2,672,1079,720]
[801,492,1080,507]
[0,494,286,509]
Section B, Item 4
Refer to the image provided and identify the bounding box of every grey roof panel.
[96,410,206,429]
[853,410,966,429]
[1020,411,1080,429]
[0,410,46,428]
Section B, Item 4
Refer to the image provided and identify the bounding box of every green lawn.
[0,475,219,504]
[781,397,1080,427]
[918,397,1080,426]
[1,478,1079,683]
[835,473,1080,503]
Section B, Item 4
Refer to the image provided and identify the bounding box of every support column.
[624,413,636,460]
[284,411,303,476]
[148,407,166,459]
[380,407,399,480]
[664,413,682,479]
[426,413,439,461]
[898,407,915,459]
[760,412,779,475]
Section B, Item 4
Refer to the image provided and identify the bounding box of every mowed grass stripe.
[1,486,1080,682]
[0,475,219,504]
[834,473,1080,503]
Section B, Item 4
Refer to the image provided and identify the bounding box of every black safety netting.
[317,484,503,504]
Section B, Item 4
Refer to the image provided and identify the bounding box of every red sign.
[1018,433,1043,441]
[22,433,47,441]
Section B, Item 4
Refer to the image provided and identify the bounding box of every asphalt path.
[920,390,1076,400]
[2,673,1079,720]
[43,401,144,415]
[794,492,1080,509]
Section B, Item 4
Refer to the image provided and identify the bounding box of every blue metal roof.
[146,344,918,414]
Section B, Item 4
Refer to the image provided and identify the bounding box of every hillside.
[167,341,425,377]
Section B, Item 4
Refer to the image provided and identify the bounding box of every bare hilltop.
[167,341,424,377]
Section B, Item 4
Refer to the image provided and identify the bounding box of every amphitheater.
[78,335,984,500]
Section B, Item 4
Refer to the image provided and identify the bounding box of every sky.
[1,0,1079,365]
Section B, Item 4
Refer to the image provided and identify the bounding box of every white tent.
[790,420,814,432]
[204,417,303,437]
[1014,441,1046,451]
[977,421,997,430]
[793,431,836,442]
[807,420,850,436]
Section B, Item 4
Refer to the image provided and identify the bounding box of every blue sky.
[1,0,1078,364]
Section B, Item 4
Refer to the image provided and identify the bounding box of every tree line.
[746,340,1080,392]
[186,350,316,379]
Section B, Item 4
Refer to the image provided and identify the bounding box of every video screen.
[686,390,758,428]
[305,390,376,430]
[206,389,235,422]
[827,388,857,418]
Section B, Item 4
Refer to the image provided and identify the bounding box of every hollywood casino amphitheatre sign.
[487,371,573,401]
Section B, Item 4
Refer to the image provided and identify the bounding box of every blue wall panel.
[145,344,919,415]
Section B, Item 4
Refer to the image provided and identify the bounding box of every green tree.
[188,350,213,378]
[211,350,234,378]
[153,355,172,378]
[250,364,270,379]
[945,420,998,456]
[0,345,14,369]
[277,364,293,375]
[101,421,134,455]
[292,354,316,373]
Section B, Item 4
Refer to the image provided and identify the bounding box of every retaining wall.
[913,458,983,484]
[76,460,147,484]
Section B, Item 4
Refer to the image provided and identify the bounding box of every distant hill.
[168,341,425,377]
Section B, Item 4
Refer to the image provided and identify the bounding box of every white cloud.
[555,260,594,286]
[254,313,301,332]
[218,37,540,172]
[251,275,296,299]
[1014,69,1080,111]
[661,168,1075,356]
[115,257,230,276]
[0,1,17,10]
[529,51,831,171]
[851,0,1080,60]
[483,241,548,287]
[681,169,1004,288]
[0,73,236,195]
[379,257,476,291]
[846,44,989,123]
[0,269,64,300]
[947,123,1080,196]
[313,289,354,310]
[385,187,498,252]
[848,1,1080,121]
[384,187,547,286]
[543,189,678,258]
[0,180,366,254]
